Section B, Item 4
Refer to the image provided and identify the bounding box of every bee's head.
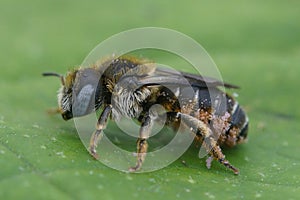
[43,71,77,120]
[43,68,100,121]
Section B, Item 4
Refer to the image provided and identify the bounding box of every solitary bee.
[43,56,248,175]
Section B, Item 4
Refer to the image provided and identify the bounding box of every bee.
[43,56,248,175]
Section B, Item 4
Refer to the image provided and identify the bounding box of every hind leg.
[178,112,239,175]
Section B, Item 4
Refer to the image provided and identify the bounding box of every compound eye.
[72,84,95,117]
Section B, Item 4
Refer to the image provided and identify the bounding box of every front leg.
[89,105,112,159]
[129,115,153,172]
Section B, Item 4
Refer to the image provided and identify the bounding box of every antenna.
[42,72,65,85]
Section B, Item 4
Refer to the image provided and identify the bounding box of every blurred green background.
[0,0,300,199]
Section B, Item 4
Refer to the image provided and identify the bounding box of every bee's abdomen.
[194,88,249,145]
[230,103,247,129]
[226,97,249,144]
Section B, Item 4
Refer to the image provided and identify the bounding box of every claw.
[90,148,99,160]
[128,159,142,172]
[128,166,139,172]
[206,156,214,169]
[219,158,240,175]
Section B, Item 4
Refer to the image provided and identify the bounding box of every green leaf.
[1,0,300,199]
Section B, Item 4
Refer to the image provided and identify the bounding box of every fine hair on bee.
[43,56,249,175]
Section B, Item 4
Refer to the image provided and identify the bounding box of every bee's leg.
[129,115,153,172]
[208,137,239,174]
[89,105,112,159]
[178,112,239,175]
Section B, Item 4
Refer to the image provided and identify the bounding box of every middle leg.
[129,115,153,172]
